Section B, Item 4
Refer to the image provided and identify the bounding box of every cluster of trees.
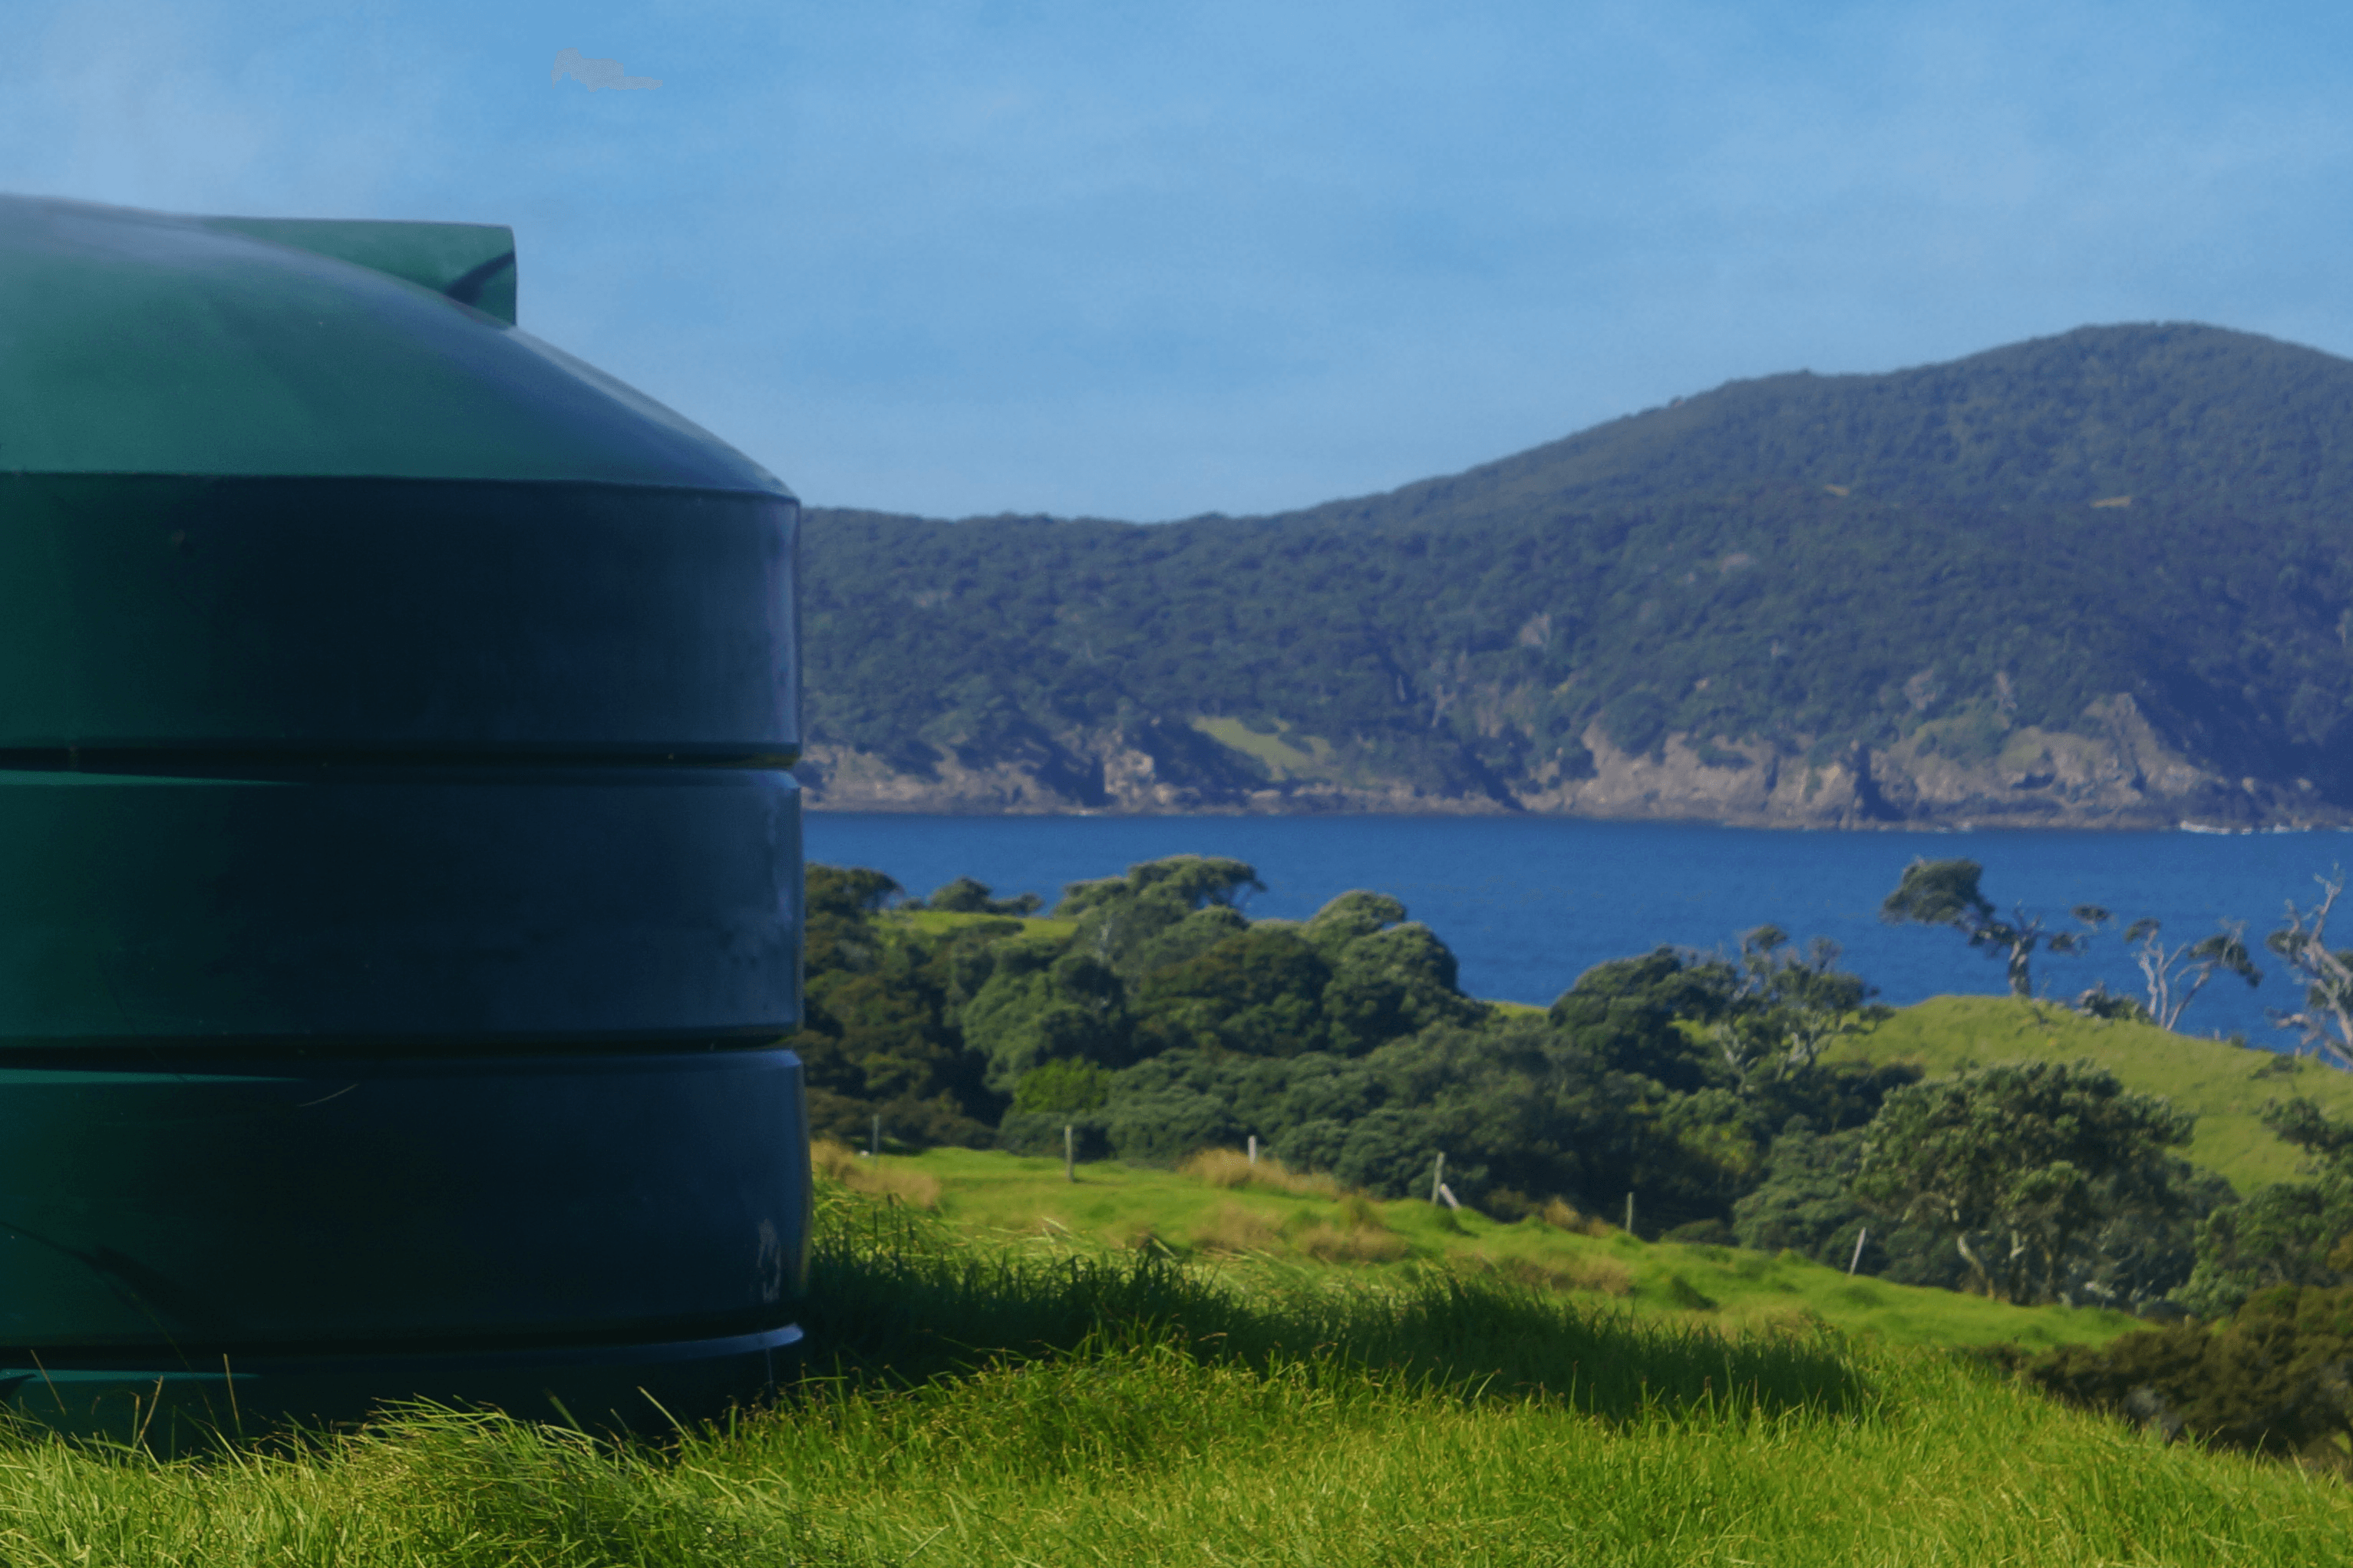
[788,852,2311,1314]
[1735,1061,2228,1311]
[2011,1097,2353,1471]
[803,325,2353,811]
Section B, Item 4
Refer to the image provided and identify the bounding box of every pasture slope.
[1833,995,2353,1192]
[856,1143,2140,1352]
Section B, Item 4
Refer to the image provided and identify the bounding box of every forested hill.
[798,323,2353,827]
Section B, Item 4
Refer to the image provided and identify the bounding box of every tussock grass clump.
[1190,1202,1285,1254]
[1177,1146,1342,1197]
[1298,1222,1413,1263]
[1295,1191,1411,1263]
[1497,1253,1637,1298]
[1541,1195,1619,1236]
[810,1137,942,1209]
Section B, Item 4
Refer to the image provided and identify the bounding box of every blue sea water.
[804,812,2353,1047]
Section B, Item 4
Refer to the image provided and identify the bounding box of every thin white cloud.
[551,48,662,91]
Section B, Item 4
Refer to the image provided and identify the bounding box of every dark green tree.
[924,875,1043,916]
[1302,890,1409,958]
[1322,920,1483,1054]
[1549,948,1735,1092]
[790,865,999,1147]
[1134,926,1333,1056]
[958,937,1134,1094]
[1726,1124,1949,1282]
[1879,858,2106,999]
[1853,1060,2198,1304]
[1055,855,1264,979]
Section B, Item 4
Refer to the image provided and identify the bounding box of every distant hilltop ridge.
[798,322,2353,828]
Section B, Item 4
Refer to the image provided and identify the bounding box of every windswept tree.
[1709,926,1889,1088]
[2126,917,2262,1032]
[2268,871,2353,1071]
[1879,857,2106,999]
[1853,1060,2199,1304]
[924,875,1042,916]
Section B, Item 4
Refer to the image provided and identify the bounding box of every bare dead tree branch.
[2128,916,2261,1032]
[2266,870,2353,1071]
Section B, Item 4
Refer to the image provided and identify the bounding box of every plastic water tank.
[0,195,808,1437]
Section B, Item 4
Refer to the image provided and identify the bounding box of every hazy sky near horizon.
[12,1,2353,520]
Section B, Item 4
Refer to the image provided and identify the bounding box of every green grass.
[887,909,1077,940]
[1188,715,1355,784]
[1831,995,2353,1192]
[856,1146,2142,1352]
[797,1190,1862,1419]
[3,1180,2349,1566]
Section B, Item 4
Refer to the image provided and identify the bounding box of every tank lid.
[0,194,789,495]
[198,215,520,325]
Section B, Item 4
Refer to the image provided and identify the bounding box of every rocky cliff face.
[794,692,2343,829]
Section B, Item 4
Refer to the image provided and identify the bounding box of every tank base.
[0,1323,803,1447]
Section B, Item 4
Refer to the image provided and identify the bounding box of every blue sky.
[12,1,2353,520]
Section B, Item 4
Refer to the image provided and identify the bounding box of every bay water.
[804,812,2353,1047]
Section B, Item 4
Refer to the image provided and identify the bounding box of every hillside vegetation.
[1835,996,2353,1193]
[800,322,2353,826]
[792,853,2353,1329]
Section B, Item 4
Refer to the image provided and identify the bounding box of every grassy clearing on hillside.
[1832,995,2353,1191]
[887,908,1076,940]
[858,1144,2142,1352]
[2,1180,2349,1566]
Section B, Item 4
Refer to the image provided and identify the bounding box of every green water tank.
[0,195,808,1438]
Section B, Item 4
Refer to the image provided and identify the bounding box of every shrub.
[1012,1058,1114,1114]
[2012,1281,2353,1473]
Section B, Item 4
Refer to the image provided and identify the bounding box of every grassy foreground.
[2,1184,2349,1564]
